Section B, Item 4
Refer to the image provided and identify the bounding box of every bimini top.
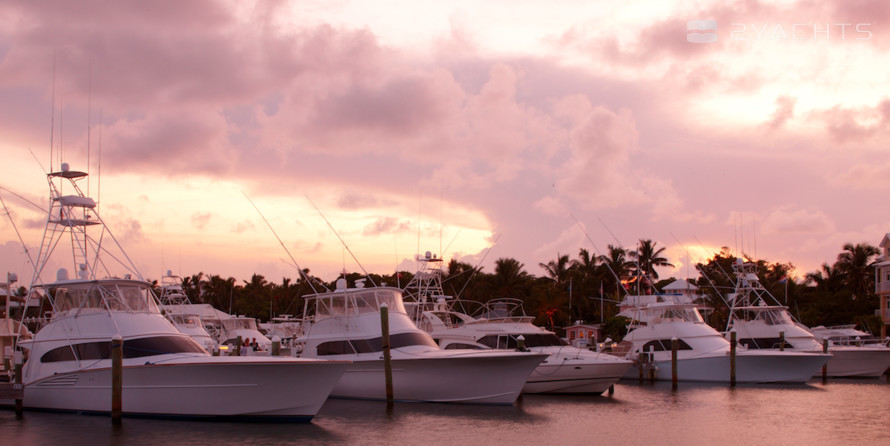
[303,284,407,321]
[44,277,161,319]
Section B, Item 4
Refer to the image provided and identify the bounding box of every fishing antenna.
[305,195,378,287]
[0,194,37,272]
[242,191,321,293]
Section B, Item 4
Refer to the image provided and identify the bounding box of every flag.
[778,276,788,284]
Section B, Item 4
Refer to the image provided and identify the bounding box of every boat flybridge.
[725,259,890,378]
[0,164,350,421]
[402,252,632,394]
[614,292,829,383]
[295,276,547,405]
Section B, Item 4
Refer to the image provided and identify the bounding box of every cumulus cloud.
[232,219,255,234]
[834,161,890,189]
[817,98,890,144]
[761,207,835,234]
[191,212,212,230]
[764,96,796,131]
[362,217,412,237]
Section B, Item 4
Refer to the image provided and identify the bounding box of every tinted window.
[41,336,206,363]
[640,338,693,352]
[739,338,795,350]
[316,332,437,356]
[477,333,566,349]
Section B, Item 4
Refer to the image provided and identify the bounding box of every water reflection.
[1,378,887,445]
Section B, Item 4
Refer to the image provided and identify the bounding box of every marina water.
[2,378,887,445]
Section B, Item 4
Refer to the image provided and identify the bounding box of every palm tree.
[834,242,879,299]
[204,274,237,312]
[539,253,571,284]
[630,239,674,280]
[491,257,531,300]
[805,263,842,293]
[571,248,600,320]
[598,245,633,297]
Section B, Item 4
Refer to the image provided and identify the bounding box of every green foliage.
[155,241,885,338]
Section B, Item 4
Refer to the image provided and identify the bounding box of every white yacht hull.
[625,350,829,383]
[821,347,890,378]
[330,351,546,404]
[9,357,349,421]
[523,350,632,394]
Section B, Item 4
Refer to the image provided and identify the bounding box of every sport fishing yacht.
[1,164,349,420]
[295,278,547,404]
[725,259,890,378]
[615,296,829,383]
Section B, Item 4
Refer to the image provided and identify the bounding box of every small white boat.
[725,259,890,378]
[296,279,547,404]
[616,299,829,383]
[1,164,350,421]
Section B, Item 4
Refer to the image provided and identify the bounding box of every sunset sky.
[1,0,888,288]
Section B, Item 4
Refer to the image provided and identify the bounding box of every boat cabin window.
[739,338,796,350]
[477,333,566,349]
[316,332,438,355]
[443,342,486,350]
[40,335,207,362]
[640,338,694,352]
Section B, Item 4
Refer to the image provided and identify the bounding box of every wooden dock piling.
[730,331,737,387]
[671,337,678,389]
[380,303,394,407]
[111,335,122,425]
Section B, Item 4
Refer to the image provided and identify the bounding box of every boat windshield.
[751,308,795,326]
[170,314,202,328]
[51,280,160,317]
[477,333,566,349]
[311,288,407,319]
[221,318,259,330]
[642,305,704,324]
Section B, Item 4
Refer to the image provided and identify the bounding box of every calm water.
[1,378,887,445]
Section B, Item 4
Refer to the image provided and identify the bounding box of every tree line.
[161,240,885,340]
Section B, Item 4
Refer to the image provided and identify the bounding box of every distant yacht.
[615,296,829,383]
[157,271,216,352]
[725,259,890,378]
[0,164,349,421]
[158,276,272,354]
[295,277,547,405]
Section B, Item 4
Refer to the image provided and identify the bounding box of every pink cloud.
[764,95,796,131]
[191,211,212,230]
[761,207,835,234]
[817,98,890,144]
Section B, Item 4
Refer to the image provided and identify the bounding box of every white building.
[874,234,890,338]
